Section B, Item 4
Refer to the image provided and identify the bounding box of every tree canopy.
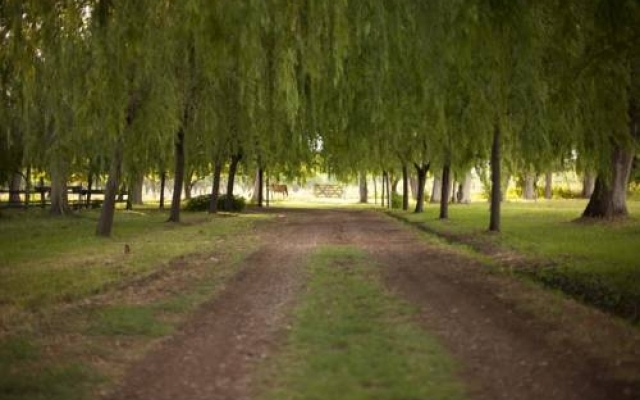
[1,0,638,233]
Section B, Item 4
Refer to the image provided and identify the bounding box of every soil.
[107,208,640,400]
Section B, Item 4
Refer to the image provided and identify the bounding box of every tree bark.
[130,172,144,205]
[460,171,472,204]
[183,170,193,201]
[168,128,186,223]
[225,152,242,210]
[489,123,502,232]
[414,163,430,213]
[96,140,123,236]
[582,173,596,198]
[582,146,634,218]
[385,172,391,209]
[439,163,451,219]
[50,162,71,215]
[430,176,442,203]
[523,173,536,200]
[257,167,264,207]
[545,172,553,200]
[159,171,166,209]
[409,175,418,200]
[209,160,222,213]
[402,163,409,211]
[86,170,94,208]
[359,172,368,203]
[9,172,22,204]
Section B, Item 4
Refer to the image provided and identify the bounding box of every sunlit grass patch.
[260,246,466,400]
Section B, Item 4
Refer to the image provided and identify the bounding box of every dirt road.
[108,209,640,400]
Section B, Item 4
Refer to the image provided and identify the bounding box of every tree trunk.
[409,175,418,200]
[130,172,144,205]
[386,172,391,209]
[257,167,264,207]
[209,160,222,213]
[460,171,472,204]
[9,172,22,204]
[251,169,260,204]
[96,141,123,236]
[439,163,451,219]
[430,176,442,203]
[359,172,368,203]
[50,162,71,215]
[183,170,193,201]
[24,166,31,208]
[168,128,186,223]
[414,163,430,213]
[523,173,536,200]
[545,172,553,200]
[450,176,458,203]
[582,173,596,198]
[226,153,242,211]
[489,123,502,232]
[582,146,634,218]
[86,170,94,208]
[373,176,377,204]
[402,163,409,211]
[159,171,166,209]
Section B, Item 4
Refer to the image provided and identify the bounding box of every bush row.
[183,194,246,212]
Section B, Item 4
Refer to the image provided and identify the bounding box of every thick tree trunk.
[380,174,385,207]
[439,163,451,219]
[414,163,430,213]
[9,172,22,204]
[209,160,222,213]
[523,173,536,200]
[545,172,553,200]
[130,172,144,205]
[168,128,186,223]
[50,162,71,216]
[489,123,502,232]
[359,172,368,203]
[582,146,634,218]
[225,153,242,210]
[582,173,596,198]
[96,141,123,236]
[402,164,409,211]
[460,171,472,204]
[159,171,166,209]
[430,176,442,203]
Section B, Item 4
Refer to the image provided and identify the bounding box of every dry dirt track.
[108,208,640,400]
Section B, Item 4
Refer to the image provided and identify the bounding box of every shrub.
[184,194,246,212]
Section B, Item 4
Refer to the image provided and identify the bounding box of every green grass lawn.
[260,246,466,400]
[392,199,640,322]
[0,207,264,400]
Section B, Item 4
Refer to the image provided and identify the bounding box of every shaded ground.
[108,208,640,400]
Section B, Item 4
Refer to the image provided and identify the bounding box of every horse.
[269,184,288,198]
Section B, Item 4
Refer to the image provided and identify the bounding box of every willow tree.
[568,0,640,218]
[93,0,180,236]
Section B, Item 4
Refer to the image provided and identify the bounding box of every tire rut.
[107,210,335,400]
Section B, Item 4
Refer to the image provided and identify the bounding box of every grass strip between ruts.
[260,245,467,400]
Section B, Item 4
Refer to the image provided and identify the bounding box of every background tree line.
[0,0,638,235]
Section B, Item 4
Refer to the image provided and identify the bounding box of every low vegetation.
[0,208,263,400]
[392,200,640,322]
[259,246,466,400]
